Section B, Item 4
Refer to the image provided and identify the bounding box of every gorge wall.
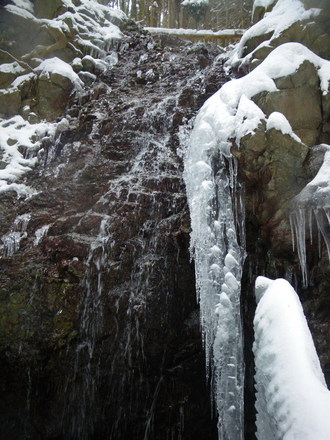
[0,0,329,439]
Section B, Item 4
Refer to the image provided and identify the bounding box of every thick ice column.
[254,277,330,440]
[184,104,245,439]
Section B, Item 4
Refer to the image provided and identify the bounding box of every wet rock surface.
[0,29,224,440]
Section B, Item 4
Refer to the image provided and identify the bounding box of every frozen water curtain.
[183,97,246,439]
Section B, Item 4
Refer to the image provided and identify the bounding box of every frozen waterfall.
[183,91,246,438]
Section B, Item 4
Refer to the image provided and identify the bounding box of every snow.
[188,42,330,166]
[0,0,127,196]
[252,0,276,12]
[11,0,34,13]
[54,0,124,57]
[230,0,320,66]
[146,27,244,37]
[254,276,330,440]
[266,111,301,142]
[4,4,36,20]
[0,62,26,75]
[35,57,83,90]
[5,0,124,65]
[182,0,209,6]
[11,72,35,88]
[0,116,57,195]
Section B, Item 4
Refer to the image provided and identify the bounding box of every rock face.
[0,9,224,439]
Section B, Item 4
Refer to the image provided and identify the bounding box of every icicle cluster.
[0,213,31,256]
[184,113,245,438]
[290,145,330,286]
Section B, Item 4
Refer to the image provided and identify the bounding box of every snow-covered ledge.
[253,276,330,440]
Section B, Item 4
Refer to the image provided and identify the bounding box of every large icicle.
[254,276,330,440]
[183,98,245,439]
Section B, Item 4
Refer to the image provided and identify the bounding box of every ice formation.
[0,213,31,256]
[290,145,330,286]
[184,72,246,440]
[183,1,330,432]
[254,276,330,440]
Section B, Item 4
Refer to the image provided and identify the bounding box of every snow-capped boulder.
[233,0,330,69]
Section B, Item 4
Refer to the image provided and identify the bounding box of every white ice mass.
[254,276,330,440]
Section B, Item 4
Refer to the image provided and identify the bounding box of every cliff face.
[0,1,329,439]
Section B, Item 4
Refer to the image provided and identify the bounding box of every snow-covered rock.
[231,0,330,68]
[254,276,330,440]
[0,0,127,193]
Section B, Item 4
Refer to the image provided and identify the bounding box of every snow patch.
[182,0,208,6]
[0,62,26,75]
[5,4,36,20]
[252,0,276,12]
[0,116,58,195]
[146,27,244,37]
[266,111,301,142]
[11,0,34,13]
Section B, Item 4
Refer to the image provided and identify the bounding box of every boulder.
[36,72,75,120]
[253,60,323,146]
[0,88,21,117]
[34,0,64,19]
